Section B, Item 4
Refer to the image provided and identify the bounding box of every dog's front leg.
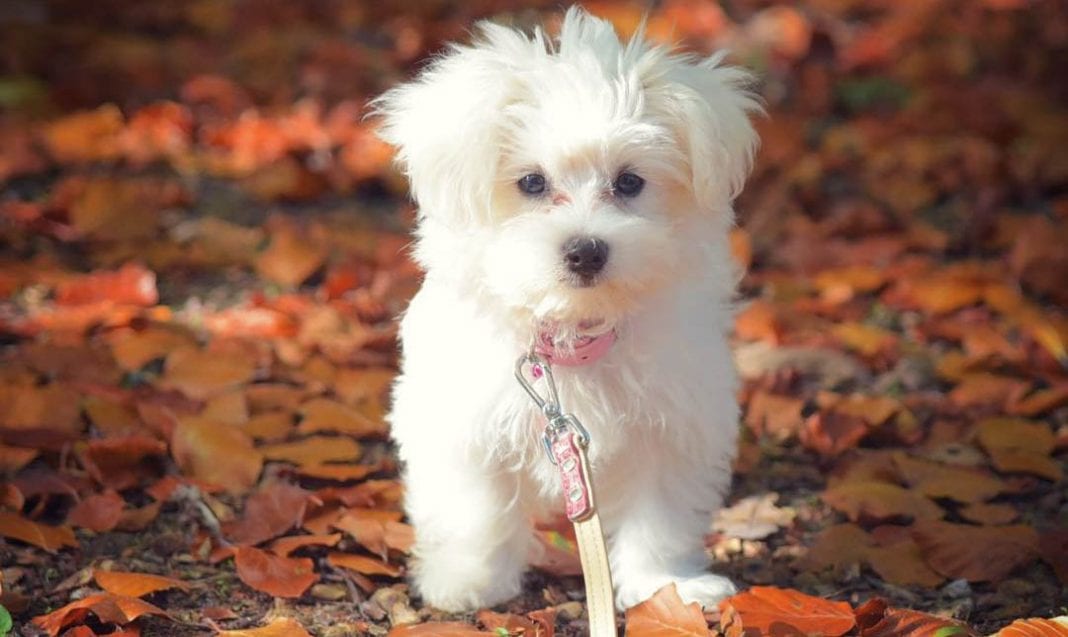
[404,457,530,612]
[606,463,735,610]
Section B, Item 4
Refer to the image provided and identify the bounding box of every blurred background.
[1,1,1066,634]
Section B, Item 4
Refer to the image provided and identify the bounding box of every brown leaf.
[1038,530,1068,586]
[93,569,191,597]
[334,513,413,559]
[712,493,796,541]
[328,551,403,577]
[259,435,361,466]
[822,481,943,522]
[55,263,158,307]
[217,617,314,637]
[996,617,1068,637]
[800,410,870,457]
[958,502,1018,525]
[298,397,385,438]
[0,510,78,552]
[625,583,710,636]
[912,520,1040,582]
[476,611,542,636]
[854,598,975,637]
[255,222,327,287]
[387,623,491,636]
[31,592,169,637]
[892,453,1006,503]
[269,532,342,557]
[171,415,263,494]
[233,545,316,598]
[67,489,125,532]
[224,481,313,545]
[744,390,803,440]
[721,586,854,636]
[162,346,258,401]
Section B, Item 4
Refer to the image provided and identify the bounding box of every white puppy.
[376,6,759,613]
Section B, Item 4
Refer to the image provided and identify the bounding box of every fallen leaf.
[171,415,263,494]
[223,481,313,545]
[269,532,342,557]
[800,410,870,457]
[327,552,402,577]
[712,493,796,540]
[996,617,1068,637]
[744,390,804,440]
[162,346,258,400]
[334,513,413,559]
[259,435,361,466]
[822,481,943,522]
[912,520,1040,582]
[387,623,491,636]
[958,502,1018,525]
[233,545,316,598]
[0,511,77,552]
[625,583,711,636]
[721,586,854,636]
[55,263,158,307]
[31,592,168,637]
[854,598,975,637]
[216,617,314,637]
[66,490,125,532]
[976,417,1062,481]
[1038,530,1068,585]
[298,397,384,437]
[255,223,327,287]
[93,569,191,597]
[891,453,1006,503]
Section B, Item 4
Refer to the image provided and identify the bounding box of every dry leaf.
[217,617,314,637]
[259,435,361,466]
[912,520,1040,582]
[171,415,263,494]
[625,583,711,636]
[712,493,796,540]
[721,586,854,636]
[822,481,943,522]
[0,511,78,552]
[93,569,191,597]
[328,552,403,577]
[31,592,169,637]
[233,545,316,598]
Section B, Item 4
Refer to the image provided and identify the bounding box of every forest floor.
[0,1,1066,636]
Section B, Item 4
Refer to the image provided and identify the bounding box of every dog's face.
[376,8,759,337]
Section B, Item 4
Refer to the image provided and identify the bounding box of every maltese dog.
[376,6,759,613]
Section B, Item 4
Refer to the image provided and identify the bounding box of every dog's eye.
[517,173,547,196]
[613,172,645,197]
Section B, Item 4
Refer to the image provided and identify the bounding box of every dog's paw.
[675,573,737,609]
[413,555,522,613]
[617,573,736,611]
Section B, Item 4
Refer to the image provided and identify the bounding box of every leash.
[516,352,617,637]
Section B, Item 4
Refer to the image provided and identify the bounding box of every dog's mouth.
[533,319,616,366]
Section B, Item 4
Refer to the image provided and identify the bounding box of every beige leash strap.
[516,354,618,637]
[569,449,616,637]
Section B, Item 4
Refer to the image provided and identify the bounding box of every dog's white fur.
[376,7,759,612]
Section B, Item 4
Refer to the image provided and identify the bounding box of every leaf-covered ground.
[0,1,1066,636]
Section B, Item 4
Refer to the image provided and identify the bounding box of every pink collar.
[534,330,617,366]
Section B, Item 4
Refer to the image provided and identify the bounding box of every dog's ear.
[373,24,541,226]
[659,55,762,220]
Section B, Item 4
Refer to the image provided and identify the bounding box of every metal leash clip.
[515,351,591,464]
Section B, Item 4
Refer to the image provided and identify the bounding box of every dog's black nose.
[562,236,609,278]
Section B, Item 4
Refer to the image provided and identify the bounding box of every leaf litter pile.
[0,1,1066,636]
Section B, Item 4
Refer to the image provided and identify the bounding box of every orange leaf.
[624,583,710,636]
[996,618,1068,637]
[477,611,542,636]
[298,397,385,438]
[162,346,258,400]
[55,263,158,307]
[31,592,168,637]
[294,462,381,482]
[891,453,1006,503]
[259,435,361,466]
[216,617,314,637]
[387,622,491,636]
[67,490,125,532]
[93,569,191,597]
[822,481,943,522]
[223,481,313,545]
[854,598,975,637]
[255,223,327,287]
[233,545,316,598]
[721,587,854,636]
[171,415,263,495]
[327,552,402,577]
[0,510,77,552]
[912,520,1040,582]
[269,532,342,557]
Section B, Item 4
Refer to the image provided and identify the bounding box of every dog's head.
[375,7,759,338]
